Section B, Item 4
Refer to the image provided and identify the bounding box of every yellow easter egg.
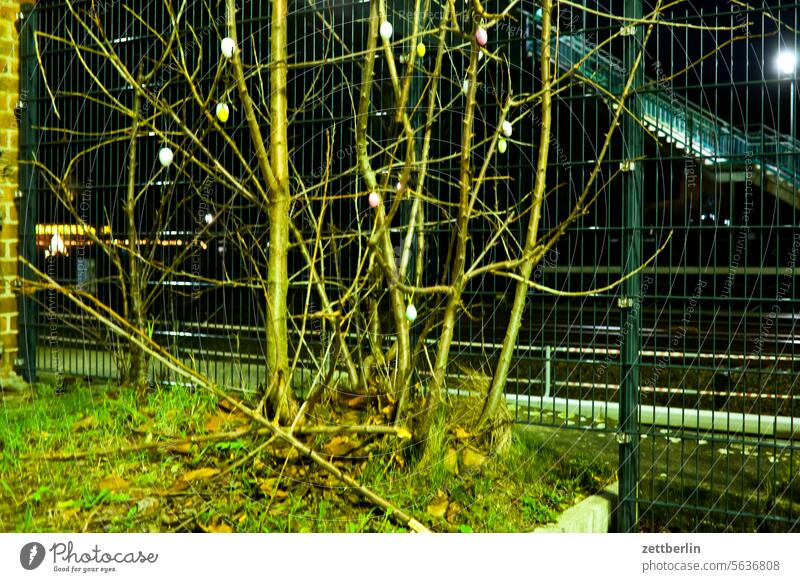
[416,43,426,58]
[215,103,230,123]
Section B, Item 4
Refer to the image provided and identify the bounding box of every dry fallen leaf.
[446,501,462,523]
[461,446,486,469]
[268,444,300,461]
[136,497,159,516]
[259,479,289,499]
[180,468,220,482]
[343,395,368,409]
[323,436,358,457]
[204,413,227,433]
[454,427,471,440]
[218,398,243,413]
[168,480,189,493]
[204,522,233,533]
[168,443,192,455]
[427,498,449,518]
[98,475,129,491]
[71,415,96,431]
[132,422,152,434]
[61,508,81,521]
[443,448,459,475]
[340,410,361,425]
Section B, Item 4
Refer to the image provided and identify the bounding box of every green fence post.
[618,0,644,533]
[16,3,38,383]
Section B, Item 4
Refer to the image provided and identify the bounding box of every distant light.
[701,214,706,220]
[204,213,214,224]
[47,232,67,258]
[724,218,731,225]
[776,50,798,76]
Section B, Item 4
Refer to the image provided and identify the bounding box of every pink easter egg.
[476,27,488,46]
[368,192,380,208]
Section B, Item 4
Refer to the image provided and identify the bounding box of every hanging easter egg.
[368,192,380,208]
[476,27,488,46]
[215,103,230,123]
[478,50,484,61]
[221,37,236,59]
[501,120,513,137]
[416,43,426,58]
[396,181,403,191]
[405,303,418,322]
[498,138,508,154]
[462,79,469,94]
[379,21,393,41]
[158,146,174,167]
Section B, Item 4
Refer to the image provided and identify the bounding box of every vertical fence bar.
[17,3,37,383]
[617,0,644,533]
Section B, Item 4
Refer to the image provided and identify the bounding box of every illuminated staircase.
[525,9,800,209]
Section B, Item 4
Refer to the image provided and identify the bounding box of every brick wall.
[0,1,19,376]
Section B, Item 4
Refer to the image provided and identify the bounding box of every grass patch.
[0,382,615,532]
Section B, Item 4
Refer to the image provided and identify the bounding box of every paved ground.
[522,421,799,531]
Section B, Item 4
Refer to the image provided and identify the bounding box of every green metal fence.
[17,0,800,531]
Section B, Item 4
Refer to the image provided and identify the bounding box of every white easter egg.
[379,21,393,41]
[158,147,174,167]
[221,37,236,59]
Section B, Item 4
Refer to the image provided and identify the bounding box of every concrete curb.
[534,482,618,533]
